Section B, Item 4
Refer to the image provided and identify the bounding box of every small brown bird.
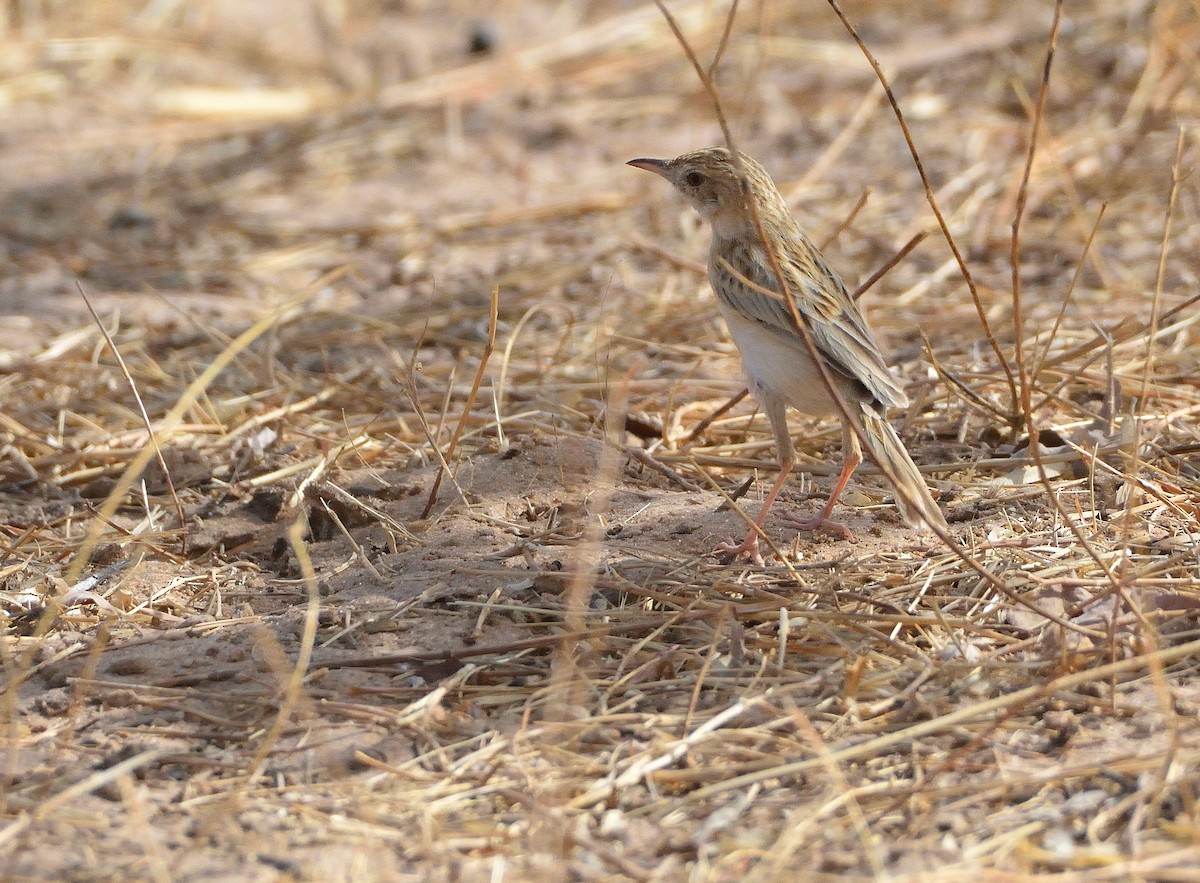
[628,146,947,563]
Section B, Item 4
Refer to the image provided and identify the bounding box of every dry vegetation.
[1,0,1199,879]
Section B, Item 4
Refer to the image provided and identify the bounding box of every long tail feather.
[858,409,948,532]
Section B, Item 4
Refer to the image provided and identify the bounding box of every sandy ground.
[2,1,1200,880]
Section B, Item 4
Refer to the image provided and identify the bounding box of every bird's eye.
[683,171,706,188]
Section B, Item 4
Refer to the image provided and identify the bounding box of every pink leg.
[714,388,798,565]
[715,461,792,566]
[780,425,862,543]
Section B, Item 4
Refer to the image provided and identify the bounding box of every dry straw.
[1,0,1198,879]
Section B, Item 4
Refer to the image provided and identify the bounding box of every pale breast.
[717,301,852,418]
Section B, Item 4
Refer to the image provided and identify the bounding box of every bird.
[628,146,947,563]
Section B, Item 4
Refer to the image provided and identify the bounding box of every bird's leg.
[715,459,792,565]
[716,390,793,564]
[781,422,861,543]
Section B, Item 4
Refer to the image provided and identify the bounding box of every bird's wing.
[709,235,909,409]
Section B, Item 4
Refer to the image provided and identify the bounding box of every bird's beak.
[626,157,671,180]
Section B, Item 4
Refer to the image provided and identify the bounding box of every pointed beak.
[626,157,671,180]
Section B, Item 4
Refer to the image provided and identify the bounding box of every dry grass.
[2,0,1199,880]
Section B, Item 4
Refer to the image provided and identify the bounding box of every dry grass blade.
[3,2,1199,880]
[420,286,499,518]
[687,635,1200,804]
[1006,1,1115,580]
[63,297,313,584]
[1028,202,1107,403]
[76,282,187,555]
[825,0,1019,418]
[851,230,929,301]
[243,517,321,786]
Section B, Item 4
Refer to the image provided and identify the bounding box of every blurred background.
[3,2,1199,879]
[2,0,1189,350]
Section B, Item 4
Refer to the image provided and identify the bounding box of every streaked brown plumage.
[628,146,947,563]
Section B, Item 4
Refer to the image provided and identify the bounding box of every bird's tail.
[858,408,949,533]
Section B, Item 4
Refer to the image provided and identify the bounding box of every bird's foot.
[714,532,766,566]
[780,512,858,543]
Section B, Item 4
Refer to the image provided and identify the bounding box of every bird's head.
[627,146,785,238]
